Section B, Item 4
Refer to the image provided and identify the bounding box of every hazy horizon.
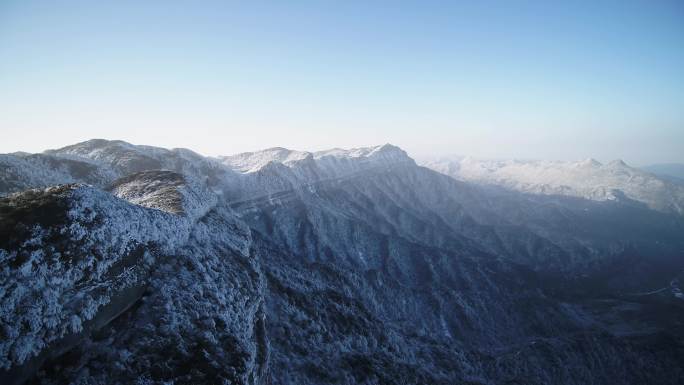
[1,1,683,164]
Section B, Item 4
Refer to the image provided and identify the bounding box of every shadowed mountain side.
[0,139,682,384]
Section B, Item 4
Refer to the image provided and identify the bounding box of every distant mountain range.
[1,139,683,385]
[422,156,684,215]
[641,163,684,185]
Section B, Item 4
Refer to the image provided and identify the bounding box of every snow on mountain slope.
[44,139,235,190]
[0,173,262,384]
[313,144,414,177]
[34,141,414,203]
[2,139,684,384]
[423,157,684,215]
[220,143,412,176]
[218,144,414,201]
[220,147,313,173]
[108,170,217,219]
[0,153,117,195]
[0,139,238,197]
[234,154,684,385]
[33,203,263,385]
[0,185,189,377]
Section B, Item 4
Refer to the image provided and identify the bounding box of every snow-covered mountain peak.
[3,139,684,384]
[578,158,602,167]
[45,139,211,172]
[219,147,312,173]
[220,143,413,175]
[363,143,409,161]
[423,156,684,215]
[46,139,138,160]
[607,159,628,168]
[314,143,405,159]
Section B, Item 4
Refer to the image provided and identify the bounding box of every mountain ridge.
[423,156,684,215]
[1,139,683,384]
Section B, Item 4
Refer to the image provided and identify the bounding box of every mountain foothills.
[1,139,683,385]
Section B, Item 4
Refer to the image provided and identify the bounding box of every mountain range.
[641,163,684,186]
[1,139,683,385]
[422,156,684,215]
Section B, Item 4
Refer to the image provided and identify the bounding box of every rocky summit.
[1,139,683,385]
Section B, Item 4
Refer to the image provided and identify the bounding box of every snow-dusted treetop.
[423,156,684,215]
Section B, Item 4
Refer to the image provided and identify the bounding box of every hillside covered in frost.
[1,139,683,385]
[423,156,684,215]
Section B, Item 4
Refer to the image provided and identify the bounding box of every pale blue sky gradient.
[1,0,682,164]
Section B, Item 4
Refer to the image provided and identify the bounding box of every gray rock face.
[1,139,683,384]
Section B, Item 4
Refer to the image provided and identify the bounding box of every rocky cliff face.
[1,140,683,384]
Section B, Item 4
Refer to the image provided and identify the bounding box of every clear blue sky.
[1,0,682,164]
